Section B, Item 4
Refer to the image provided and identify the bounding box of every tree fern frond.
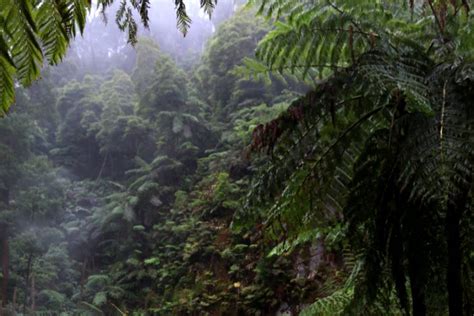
[73,0,91,34]
[246,64,394,236]
[3,0,43,85]
[300,286,354,316]
[115,1,139,44]
[36,1,70,65]
[175,0,192,36]
[355,51,433,114]
[200,0,216,18]
[0,0,93,113]
[137,0,151,28]
[300,257,363,316]
[0,35,15,115]
[252,1,385,79]
[397,64,474,207]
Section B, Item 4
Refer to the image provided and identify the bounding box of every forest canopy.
[0,0,473,315]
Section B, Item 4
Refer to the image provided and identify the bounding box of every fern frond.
[137,0,151,28]
[200,0,216,18]
[246,0,462,84]
[80,301,105,314]
[3,0,43,85]
[252,1,388,79]
[175,0,192,36]
[299,286,354,316]
[0,0,92,114]
[0,35,15,115]
[397,63,474,208]
[299,257,363,316]
[36,1,70,65]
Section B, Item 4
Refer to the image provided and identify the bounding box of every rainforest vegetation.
[0,0,473,315]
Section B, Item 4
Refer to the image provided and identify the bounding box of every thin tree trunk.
[12,287,16,312]
[23,254,33,314]
[408,260,427,316]
[0,188,9,309]
[0,226,9,308]
[446,204,463,316]
[407,207,427,316]
[80,258,88,299]
[97,152,108,180]
[30,274,35,313]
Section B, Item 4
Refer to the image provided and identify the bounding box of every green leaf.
[93,291,108,307]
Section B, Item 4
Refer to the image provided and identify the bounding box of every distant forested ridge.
[0,0,473,315]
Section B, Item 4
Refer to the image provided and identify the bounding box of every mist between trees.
[0,0,472,315]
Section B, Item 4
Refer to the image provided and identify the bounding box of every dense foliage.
[0,0,472,315]
[244,0,473,315]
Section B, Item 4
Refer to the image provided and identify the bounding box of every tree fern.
[243,1,473,314]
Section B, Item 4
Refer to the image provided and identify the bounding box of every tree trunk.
[12,287,16,312]
[409,276,427,316]
[0,187,9,310]
[23,254,33,314]
[446,204,463,316]
[0,226,9,308]
[80,258,88,300]
[407,209,427,316]
[30,275,35,313]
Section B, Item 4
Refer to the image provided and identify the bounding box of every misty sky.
[63,0,237,73]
